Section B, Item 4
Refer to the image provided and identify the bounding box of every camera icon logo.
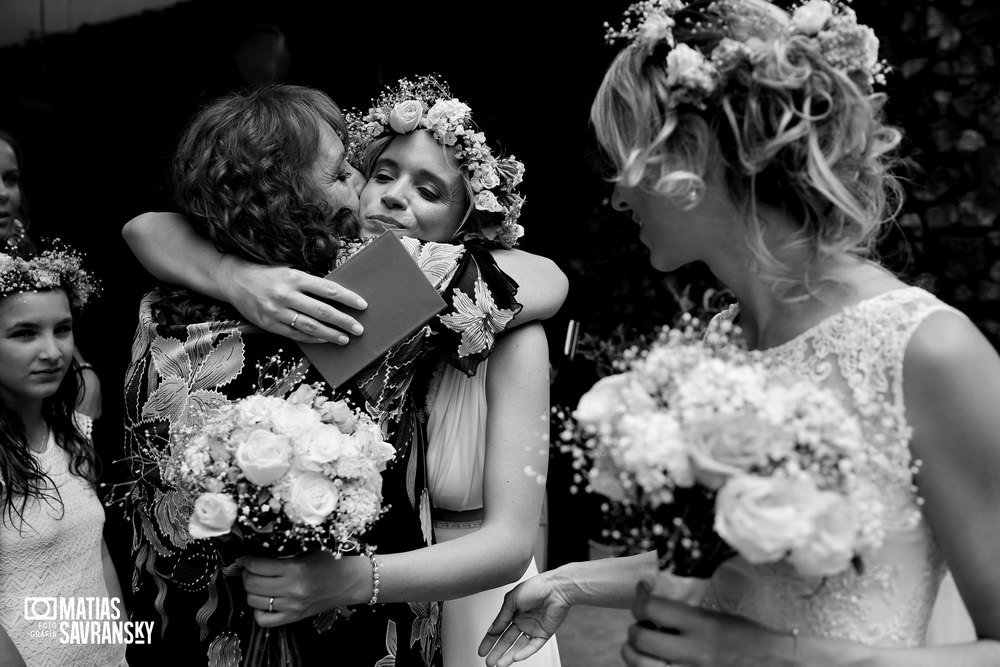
[24,597,58,621]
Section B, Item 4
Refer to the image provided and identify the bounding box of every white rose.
[388,99,424,134]
[792,0,834,35]
[188,492,237,539]
[287,384,319,406]
[714,475,817,564]
[686,414,794,489]
[319,399,359,433]
[283,472,339,526]
[296,426,348,472]
[269,400,320,436]
[235,429,292,485]
[574,373,659,432]
[574,374,629,429]
[476,163,501,190]
[474,191,507,214]
[787,490,859,577]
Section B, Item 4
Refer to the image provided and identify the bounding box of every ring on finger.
[268,596,275,613]
[289,312,301,329]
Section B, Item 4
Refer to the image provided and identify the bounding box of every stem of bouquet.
[243,623,301,667]
[645,487,736,606]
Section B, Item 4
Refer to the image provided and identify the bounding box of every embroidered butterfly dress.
[702,286,962,646]
[122,236,520,667]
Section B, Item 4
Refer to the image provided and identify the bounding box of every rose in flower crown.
[604,0,888,111]
[0,243,100,308]
[346,74,527,248]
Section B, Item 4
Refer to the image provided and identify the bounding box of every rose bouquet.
[164,382,396,666]
[560,314,883,602]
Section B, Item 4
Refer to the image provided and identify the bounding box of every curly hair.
[173,84,357,271]
[0,290,98,532]
[591,0,903,299]
[156,85,361,323]
[359,133,508,249]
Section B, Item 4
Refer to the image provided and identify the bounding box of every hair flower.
[388,99,424,134]
[792,0,834,35]
[346,74,528,247]
[0,242,100,308]
[666,44,718,106]
[474,191,507,214]
[639,14,676,49]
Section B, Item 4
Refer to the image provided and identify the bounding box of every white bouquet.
[562,314,883,600]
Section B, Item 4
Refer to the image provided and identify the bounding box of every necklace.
[32,423,50,453]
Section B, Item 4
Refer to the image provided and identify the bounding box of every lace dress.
[702,286,964,647]
[0,416,128,667]
[426,362,562,667]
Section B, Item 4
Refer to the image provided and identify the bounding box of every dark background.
[1,0,997,585]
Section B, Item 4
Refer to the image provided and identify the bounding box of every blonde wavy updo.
[592,0,903,298]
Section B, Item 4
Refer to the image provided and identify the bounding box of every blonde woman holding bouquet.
[0,246,126,667]
[480,1,1000,665]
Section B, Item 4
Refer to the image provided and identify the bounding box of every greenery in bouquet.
[164,382,396,558]
[559,313,884,582]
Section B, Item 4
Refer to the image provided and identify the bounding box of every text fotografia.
[24,597,154,645]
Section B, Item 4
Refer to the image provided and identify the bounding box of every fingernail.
[352,323,364,335]
[356,298,368,309]
[336,335,349,345]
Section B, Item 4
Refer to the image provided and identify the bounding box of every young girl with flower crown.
[0,130,103,422]
[0,246,126,667]
[479,1,997,665]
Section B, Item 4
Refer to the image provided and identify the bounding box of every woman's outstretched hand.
[220,258,368,345]
[478,572,573,667]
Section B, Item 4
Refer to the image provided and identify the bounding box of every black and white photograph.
[0,0,997,665]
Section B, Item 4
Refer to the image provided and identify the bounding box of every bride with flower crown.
[478,1,995,665]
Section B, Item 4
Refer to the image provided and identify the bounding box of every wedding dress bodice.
[703,286,961,647]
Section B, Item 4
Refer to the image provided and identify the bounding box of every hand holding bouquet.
[562,314,883,602]
[165,382,396,665]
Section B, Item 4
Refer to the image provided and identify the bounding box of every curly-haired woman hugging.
[123,80,565,666]
[0,246,126,667]
[480,1,1000,665]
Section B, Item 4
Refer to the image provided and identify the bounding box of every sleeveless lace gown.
[426,361,562,667]
[702,286,976,646]
[0,415,128,666]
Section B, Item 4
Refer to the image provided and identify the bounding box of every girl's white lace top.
[702,286,963,647]
[0,415,127,666]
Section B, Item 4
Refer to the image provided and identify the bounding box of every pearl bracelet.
[366,549,381,605]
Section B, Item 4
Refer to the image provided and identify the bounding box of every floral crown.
[346,74,527,247]
[606,0,888,111]
[0,243,100,308]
